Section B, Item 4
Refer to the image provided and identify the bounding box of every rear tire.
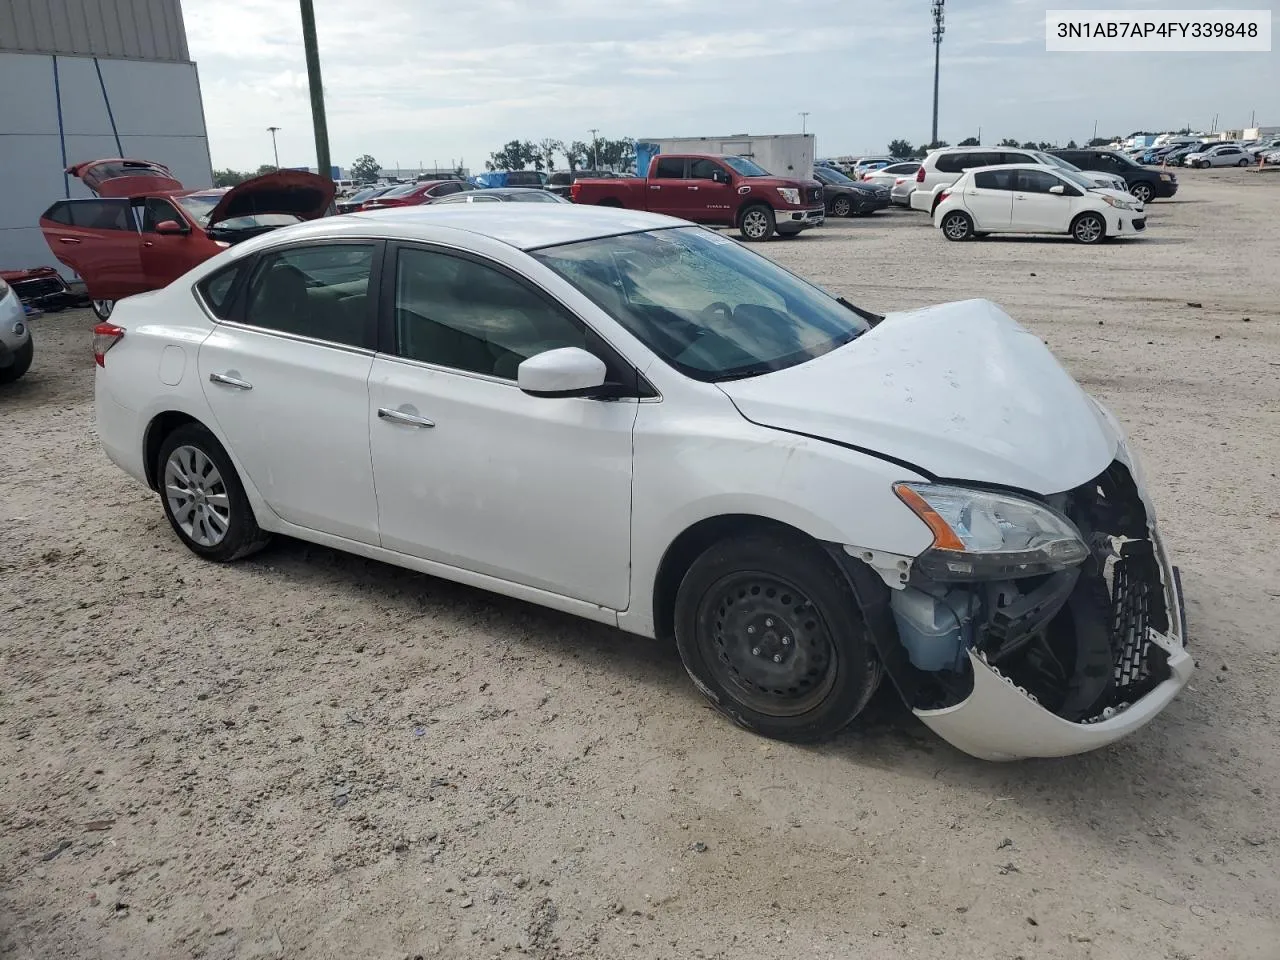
[156,423,271,562]
[940,210,974,241]
[91,299,115,321]
[673,533,881,743]
[1129,182,1153,204]
[1237,157,1251,167]
[0,338,33,384]
[1071,212,1106,245]
[738,204,776,242]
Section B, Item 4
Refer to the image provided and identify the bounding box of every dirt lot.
[2,167,1279,960]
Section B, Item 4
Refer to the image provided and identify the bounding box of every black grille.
[1110,554,1153,692]
[13,276,65,299]
[807,187,823,203]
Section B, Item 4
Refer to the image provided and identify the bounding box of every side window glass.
[196,263,243,319]
[1015,169,1061,193]
[973,170,1013,190]
[394,247,588,380]
[934,154,961,173]
[242,244,374,347]
[654,158,686,179]
[142,198,182,232]
[70,199,134,231]
[42,202,74,226]
[688,159,723,180]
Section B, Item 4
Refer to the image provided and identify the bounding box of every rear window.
[196,263,243,319]
[654,158,685,178]
[42,201,74,226]
[973,170,1015,190]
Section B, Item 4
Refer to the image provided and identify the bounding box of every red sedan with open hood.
[40,158,335,320]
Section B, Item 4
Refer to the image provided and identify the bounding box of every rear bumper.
[776,206,825,232]
[908,189,933,212]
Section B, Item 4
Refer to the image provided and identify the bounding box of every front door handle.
[378,407,435,428]
[58,237,81,244]
[209,372,253,390]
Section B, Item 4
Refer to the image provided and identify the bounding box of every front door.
[1009,168,1074,232]
[138,197,213,288]
[368,243,636,608]
[197,241,382,545]
[683,158,736,223]
[647,156,688,219]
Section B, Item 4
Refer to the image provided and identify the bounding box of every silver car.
[0,278,34,384]
[860,162,922,206]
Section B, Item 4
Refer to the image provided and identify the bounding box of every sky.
[185,0,1279,174]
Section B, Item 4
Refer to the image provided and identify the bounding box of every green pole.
[299,0,331,181]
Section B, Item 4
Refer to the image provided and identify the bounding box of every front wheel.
[1197,160,1210,169]
[831,196,852,217]
[91,299,115,321]
[0,338,33,384]
[673,533,882,742]
[940,210,974,241]
[1071,212,1106,244]
[738,205,776,242]
[156,423,271,562]
[1129,182,1153,204]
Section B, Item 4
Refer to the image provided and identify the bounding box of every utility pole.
[931,0,945,147]
[266,126,281,168]
[589,128,600,169]
[298,0,331,181]
[799,112,809,135]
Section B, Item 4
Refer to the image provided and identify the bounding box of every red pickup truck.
[571,154,824,241]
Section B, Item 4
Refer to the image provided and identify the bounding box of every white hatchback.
[933,165,1146,244]
[93,205,1190,760]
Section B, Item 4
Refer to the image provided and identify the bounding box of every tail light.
[861,173,872,180]
[894,177,906,185]
[570,182,582,202]
[916,166,926,182]
[93,322,125,367]
[936,191,950,204]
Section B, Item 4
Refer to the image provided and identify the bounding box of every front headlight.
[894,482,1089,581]
[1102,195,1134,210]
[0,278,10,299]
[776,187,800,205]
[1159,173,1172,181]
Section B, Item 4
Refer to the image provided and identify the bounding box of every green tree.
[1020,141,1038,150]
[520,140,543,171]
[1066,139,1079,149]
[958,136,981,147]
[351,154,380,181]
[213,169,249,187]
[565,140,589,171]
[596,137,636,172]
[536,138,564,172]
[1087,137,1111,147]
[1038,141,1056,150]
[998,138,1020,147]
[887,139,914,158]
[487,140,527,171]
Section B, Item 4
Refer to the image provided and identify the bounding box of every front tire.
[738,204,776,242]
[673,533,881,742]
[92,299,115,321]
[1129,182,1153,204]
[156,423,270,562]
[831,196,852,217]
[1196,160,1210,169]
[1071,212,1106,244]
[0,338,33,384]
[940,210,974,241]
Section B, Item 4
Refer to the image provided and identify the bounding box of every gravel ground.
[2,167,1278,960]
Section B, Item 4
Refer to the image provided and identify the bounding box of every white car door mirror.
[518,347,608,398]
[1048,185,1066,196]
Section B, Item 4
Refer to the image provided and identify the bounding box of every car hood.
[717,298,1119,495]
[205,170,335,225]
[1090,187,1140,204]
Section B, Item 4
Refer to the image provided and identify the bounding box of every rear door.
[40,199,145,299]
[647,156,687,217]
[963,170,1015,228]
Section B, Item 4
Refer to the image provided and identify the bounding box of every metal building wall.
[0,0,189,61]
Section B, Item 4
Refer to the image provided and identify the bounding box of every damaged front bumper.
[840,455,1192,761]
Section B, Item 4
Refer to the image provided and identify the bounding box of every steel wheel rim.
[742,210,769,238]
[832,197,851,216]
[698,572,838,717]
[1075,217,1102,242]
[943,214,969,239]
[164,445,231,547]
[93,299,114,318]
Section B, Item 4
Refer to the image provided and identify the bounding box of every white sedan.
[93,205,1190,760]
[1184,143,1254,168]
[934,164,1146,244]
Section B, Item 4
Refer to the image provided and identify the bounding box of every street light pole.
[298,0,332,181]
[267,126,281,169]
[931,0,945,148]
[589,128,600,169]
[799,112,809,135]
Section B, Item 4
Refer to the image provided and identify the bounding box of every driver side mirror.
[1048,185,1066,196]
[155,219,188,235]
[518,347,608,398]
[711,169,730,184]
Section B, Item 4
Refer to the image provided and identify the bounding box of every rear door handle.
[209,372,253,390]
[378,407,435,428]
[58,237,81,244]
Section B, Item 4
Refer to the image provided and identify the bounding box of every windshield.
[533,227,869,382]
[348,187,382,203]
[176,195,300,230]
[722,156,771,177]
[1036,152,1080,173]
[815,166,854,185]
[510,190,563,202]
[1110,152,1140,167]
[1056,169,1097,191]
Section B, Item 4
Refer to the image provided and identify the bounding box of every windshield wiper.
[837,296,884,327]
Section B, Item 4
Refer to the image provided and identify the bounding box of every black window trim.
[211,238,385,353]
[377,239,657,399]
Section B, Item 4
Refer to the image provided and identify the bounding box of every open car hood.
[717,299,1119,495]
[67,158,185,197]
[206,170,335,225]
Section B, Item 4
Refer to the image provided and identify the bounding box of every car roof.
[301,204,685,250]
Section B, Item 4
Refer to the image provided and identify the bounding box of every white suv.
[908,147,1122,214]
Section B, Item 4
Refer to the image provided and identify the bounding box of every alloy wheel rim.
[164,445,231,547]
[944,214,969,239]
[93,299,113,318]
[1132,185,1151,202]
[833,198,851,216]
[700,572,838,717]
[1076,217,1102,242]
[743,210,768,238]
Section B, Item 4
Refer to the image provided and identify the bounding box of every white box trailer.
[635,134,815,179]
